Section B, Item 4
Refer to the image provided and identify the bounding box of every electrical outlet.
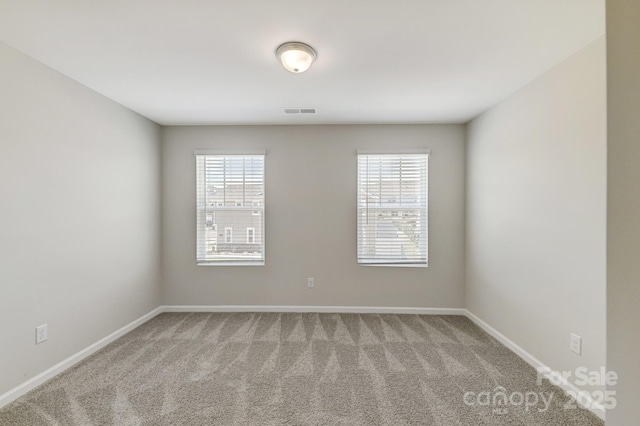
[570,333,581,355]
[307,277,314,288]
[36,324,48,344]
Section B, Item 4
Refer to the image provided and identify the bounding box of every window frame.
[356,149,429,267]
[195,150,265,266]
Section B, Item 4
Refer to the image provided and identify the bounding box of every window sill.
[197,262,265,267]
[358,263,428,268]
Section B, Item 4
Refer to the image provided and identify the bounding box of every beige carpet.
[0,312,603,425]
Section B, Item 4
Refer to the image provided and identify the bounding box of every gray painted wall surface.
[466,38,606,395]
[0,42,162,396]
[162,124,465,308]
[606,0,640,422]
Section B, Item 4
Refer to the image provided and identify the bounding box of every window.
[357,151,428,266]
[196,152,265,265]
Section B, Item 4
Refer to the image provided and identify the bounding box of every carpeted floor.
[0,312,603,425]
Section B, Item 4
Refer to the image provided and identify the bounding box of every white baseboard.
[464,309,605,421]
[162,305,466,315]
[0,306,163,409]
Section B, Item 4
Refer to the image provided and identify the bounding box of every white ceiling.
[0,1,604,125]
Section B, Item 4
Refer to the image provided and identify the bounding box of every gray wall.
[162,125,465,308]
[606,0,640,422]
[0,42,162,396]
[465,37,606,393]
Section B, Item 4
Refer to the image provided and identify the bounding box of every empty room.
[1,0,638,425]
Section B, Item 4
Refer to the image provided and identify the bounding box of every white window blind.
[357,152,428,266]
[196,154,265,265]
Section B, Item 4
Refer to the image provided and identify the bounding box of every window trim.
[195,151,265,266]
[356,151,429,267]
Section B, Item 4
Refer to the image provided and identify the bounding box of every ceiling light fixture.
[276,42,317,73]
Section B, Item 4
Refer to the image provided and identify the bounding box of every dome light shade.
[276,42,317,73]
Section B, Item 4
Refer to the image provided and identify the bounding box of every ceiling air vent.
[283,108,317,115]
